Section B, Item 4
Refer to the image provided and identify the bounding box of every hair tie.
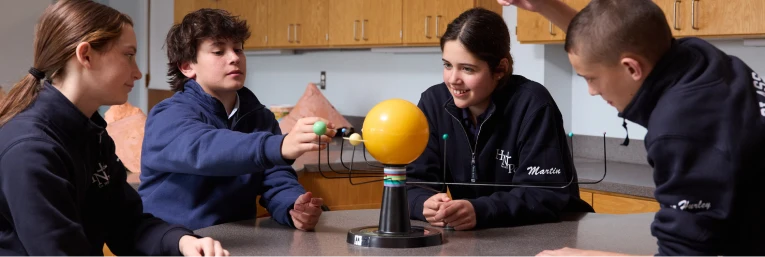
[28,67,45,80]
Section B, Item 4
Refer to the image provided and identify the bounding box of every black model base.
[346,225,442,248]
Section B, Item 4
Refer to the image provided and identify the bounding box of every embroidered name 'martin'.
[527,166,561,176]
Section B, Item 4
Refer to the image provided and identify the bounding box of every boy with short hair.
[499,0,765,255]
[138,8,332,231]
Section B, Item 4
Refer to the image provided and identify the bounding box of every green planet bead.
[568,132,574,137]
[442,134,449,140]
[313,121,327,135]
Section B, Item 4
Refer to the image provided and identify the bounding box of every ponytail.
[0,70,44,126]
[0,0,137,127]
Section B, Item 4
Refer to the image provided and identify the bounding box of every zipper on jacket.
[446,110,492,183]
[229,105,264,130]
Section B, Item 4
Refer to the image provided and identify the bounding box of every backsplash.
[571,134,648,165]
[342,114,649,166]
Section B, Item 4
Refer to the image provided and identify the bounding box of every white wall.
[571,40,765,139]
[148,0,174,93]
[0,0,52,89]
[107,0,150,114]
[246,51,442,116]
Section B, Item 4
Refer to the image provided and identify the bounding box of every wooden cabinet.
[684,0,765,38]
[404,0,503,45]
[174,0,504,49]
[328,0,403,47]
[516,0,588,44]
[582,189,660,214]
[267,0,296,48]
[219,0,269,48]
[434,0,476,39]
[517,0,765,44]
[363,0,404,45]
[516,8,562,43]
[655,0,693,37]
[298,0,330,47]
[268,0,329,48]
[256,171,384,215]
[580,191,593,206]
[174,0,218,25]
[403,0,437,44]
[174,0,269,48]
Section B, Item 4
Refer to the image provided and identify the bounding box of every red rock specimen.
[278,83,353,134]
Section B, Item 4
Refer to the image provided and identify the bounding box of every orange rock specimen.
[278,83,353,134]
[104,103,146,174]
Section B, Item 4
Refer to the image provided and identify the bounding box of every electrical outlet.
[320,71,326,90]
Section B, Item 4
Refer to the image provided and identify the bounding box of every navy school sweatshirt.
[619,37,765,255]
[138,80,305,230]
[0,82,193,255]
[407,75,594,229]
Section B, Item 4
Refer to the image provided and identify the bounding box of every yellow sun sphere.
[361,99,430,165]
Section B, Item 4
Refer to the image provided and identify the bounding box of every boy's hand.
[422,193,451,227]
[178,235,229,256]
[281,117,336,160]
[290,192,323,231]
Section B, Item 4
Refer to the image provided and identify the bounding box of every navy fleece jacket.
[620,37,765,255]
[0,82,193,255]
[138,80,305,230]
[407,75,593,229]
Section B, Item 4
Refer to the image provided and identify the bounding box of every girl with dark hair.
[407,7,593,230]
[0,0,226,255]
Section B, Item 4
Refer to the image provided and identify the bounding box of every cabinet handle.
[288,24,293,42]
[673,0,680,30]
[425,16,432,38]
[436,15,441,38]
[295,24,301,43]
[362,20,368,40]
[549,21,556,36]
[691,0,699,30]
[354,20,359,41]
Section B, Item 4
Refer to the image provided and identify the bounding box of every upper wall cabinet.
[174,0,503,49]
[268,0,329,48]
[516,0,765,44]
[403,0,502,45]
[328,0,403,47]
[174,0,269,48]
[515,0,588,44]
[679,0,765,38]
[174,0,218,25]
[219,0,269,48]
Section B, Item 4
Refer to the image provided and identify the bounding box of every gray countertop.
[293,139,656,198]
[194,209,658,256]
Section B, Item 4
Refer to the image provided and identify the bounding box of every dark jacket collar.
[31,81,106,138]
[619,39,698,127]
[181,79,264,119]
